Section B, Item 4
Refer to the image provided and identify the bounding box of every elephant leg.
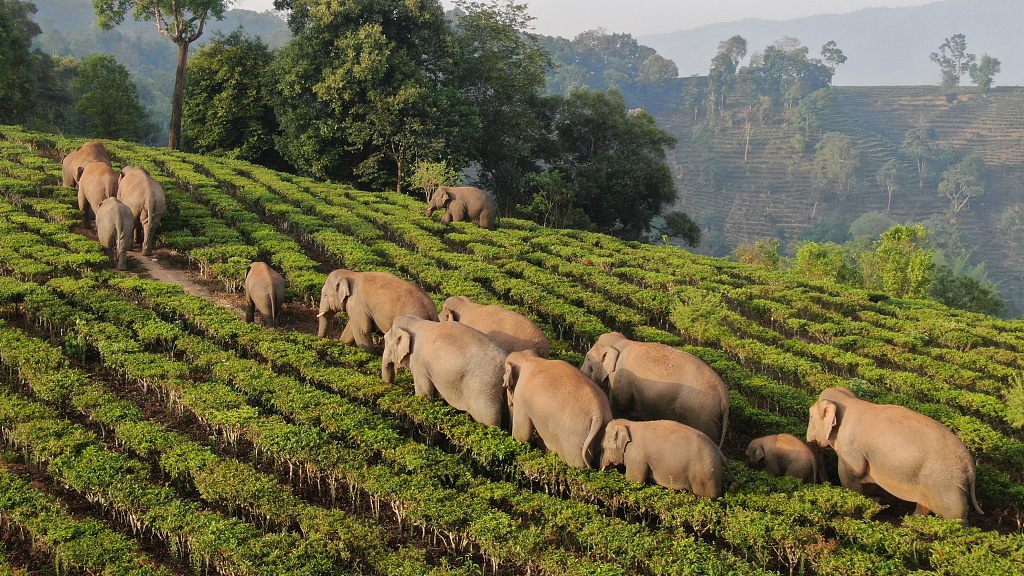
[244,293,255,323]
[511,413,535,444]
[265,308,276,329]
[837,456,869,494]
[624,460,650,484]
[441,209,454,224]
[472,400,503,428]
[913,502,932,516]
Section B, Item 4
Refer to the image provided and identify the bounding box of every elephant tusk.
[316,311,326,318]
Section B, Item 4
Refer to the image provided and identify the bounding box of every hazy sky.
[232,0,938,37]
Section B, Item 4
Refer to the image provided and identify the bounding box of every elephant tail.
[718,398,730,448]
[582,414,604,469]
[969,475,984,515]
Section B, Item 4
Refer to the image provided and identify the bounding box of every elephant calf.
[425,186,498,230]
[441,295,550,358]
[745,434,826,484]
[95,197,134,270]
[807,387,982,523]
[601,419,725,498]
[383,315,507,427]
[503,350,612,468]
[244,262,286,328]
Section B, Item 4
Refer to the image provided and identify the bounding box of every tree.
[94,0,231,150]
[0,0,43,123]
[795,87,835,139]
[518,170,591,230]
[718,35,747,67]
[901,126,937,187]
[968,54,1001,93]
[791,241,859,284]
[813,131,860,197]
[849,211,896,240]
[733,238,779,270]
[929,33,975,92]
[820,40,847,85]
[271,0,474,192]
[183,29,282,167]
[72,53,149,141]
[545,88,677,240]
[938,154,985,216]
[449,0,552,212]
[658,211,701,248]
[855,225,934,299]
[875,159,902,213]
[408,159,461,200]
[929,264,1005,316]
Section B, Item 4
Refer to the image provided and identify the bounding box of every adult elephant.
[424,186,498,230]
[62,142,111,188]
[117,165,166,256]
[317,269,438,353]
[77,162,120,228]
[601,419,725,498]
[95,197,134,271]
[503,350,612,468]
[440,296,549,358]
[581,332,729,447]
[807,387,982,523]
[244,262,286,328]
[382,315,507,428]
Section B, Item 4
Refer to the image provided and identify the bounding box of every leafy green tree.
[820,40,847,84]
[658,211,701,248]
[791,241,860,284]
[929,33,974,93]
[968,54,1000,93]
[732,238,780,270]
[518,170,592,230]
[848,211,896,240]
[0,0,44,123]
[94,0,231,149]
[718,35,748,67]
[856,224,934,299]
[72,53,149,141]
[449,0,552,212]
[938,154,985,215]
[408,159,461,200]
[271,0,474,192]
[901,126,937,187]
[545,88,677,240]
[928,264,1005,316]
[795,87,835,140]
[813,131,859,198]
[875,159,902,213]
[183,29,282,167]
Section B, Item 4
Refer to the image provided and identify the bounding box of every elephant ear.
[437,188,451,206]
[392,327,413,364]
[76,166,86,182]
[601,346,620,385]
[336,275,352,308]
[747,443,765,466]
[443,308,459,322]
[612,423,631,454]
[818,400,838,444]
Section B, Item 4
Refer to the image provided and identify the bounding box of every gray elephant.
[95,197,134,270]
[425,186,498,230]
[745,434,826,484]
[383,315,507,427]
[62,142,111,188]
[581,332,729,447]
[503,350,612,468]
[117,165,166,256]
[807,387,983,523]
[244,262,286,328]
[77,162,120,228]
[317,269,438,352]
[440,296,550,358]
[600,418,725,498]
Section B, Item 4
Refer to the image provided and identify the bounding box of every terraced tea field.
[0,125,1021,575]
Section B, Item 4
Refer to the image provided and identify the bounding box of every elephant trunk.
[317,308,331,338]
[382,359,397,384]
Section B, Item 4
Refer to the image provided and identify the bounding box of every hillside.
[0,125,1022,574]
[641,0,1024,86]
[658,85,1024,316]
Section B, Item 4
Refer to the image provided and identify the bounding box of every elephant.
[424,186,498,230]
[244,262,286,328]
[77,162,120,228]
[745,434,826,484]
[503,350,612,468]
[581,332,730,447]
[382,315,507,427]
[62,142,111,188]
[807,387,983,523]
[440,296,550,358]
[95,197,134,271]
[117,165,166,256]
[317,269,438,352]
[600,418,725,498]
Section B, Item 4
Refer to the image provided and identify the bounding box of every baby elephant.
[601,419,725,499]
[95,197,134,270]
[244,262,286,328]
[383,315,507,427]
[745,434,826,484]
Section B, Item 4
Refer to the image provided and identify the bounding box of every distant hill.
[640,0,1023,87]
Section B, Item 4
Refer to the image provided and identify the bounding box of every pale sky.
[232,0,938,37]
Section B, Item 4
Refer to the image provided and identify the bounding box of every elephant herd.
[62,143,981,523]
[62,142,166,269]
[249,264,983,523]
